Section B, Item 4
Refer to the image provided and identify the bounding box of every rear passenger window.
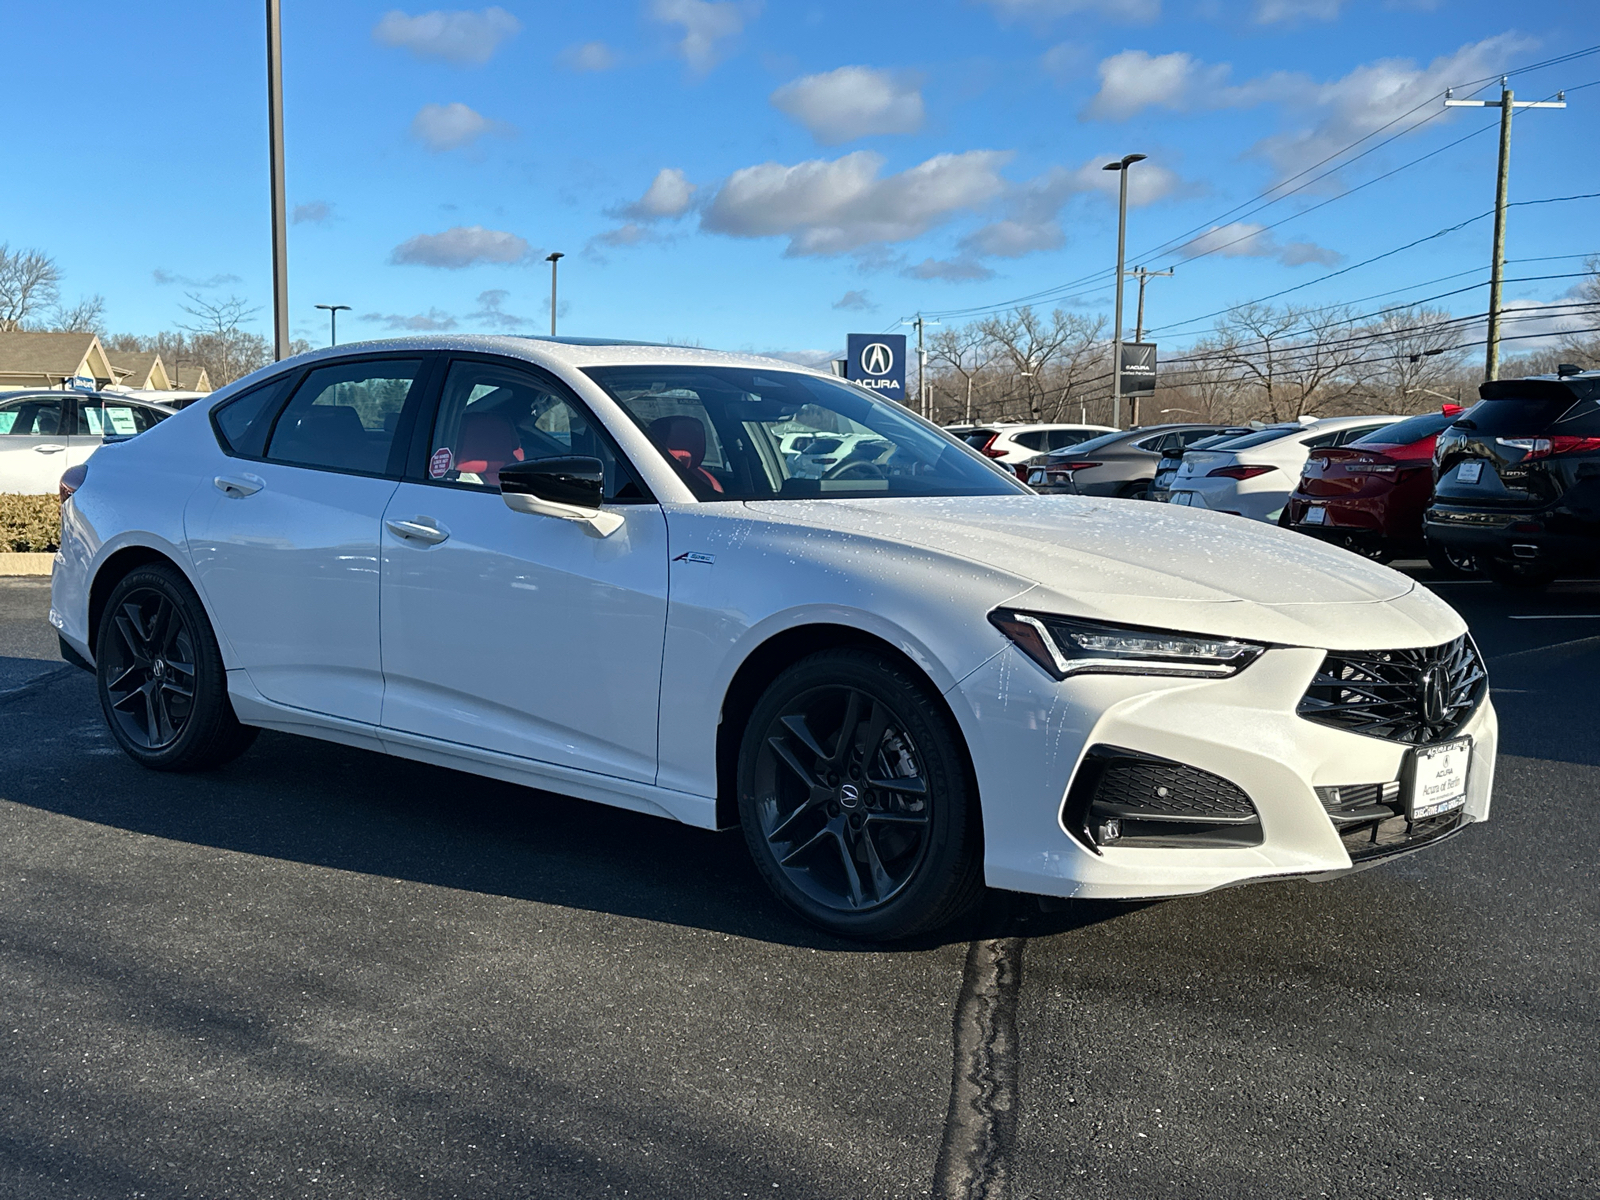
[1011,431,1047,451]
[78,401,162,436]
[212,374,298,458]
[265,360,423,476]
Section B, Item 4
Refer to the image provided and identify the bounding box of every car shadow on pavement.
[5,681,1136,952]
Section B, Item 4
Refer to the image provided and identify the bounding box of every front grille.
[1063,746,1262,852]
[1297,634,1487,745]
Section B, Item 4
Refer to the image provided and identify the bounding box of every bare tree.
[178,293,270,385]
[0,245,62,332]
[977,307,1101,422]
[928,325,990,424]
[1359,307,1466,409]
[49,294,108,337]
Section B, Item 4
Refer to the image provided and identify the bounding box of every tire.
[1117,480,1151,501]
[737,649,984,941]
[1424,539,1479,579]
[95,564,259,771]
[1480,557,1557,590]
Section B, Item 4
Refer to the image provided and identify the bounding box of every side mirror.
[499,456,623,537]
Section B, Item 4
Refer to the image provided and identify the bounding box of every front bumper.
[955,642,1496,900]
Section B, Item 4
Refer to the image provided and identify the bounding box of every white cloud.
[962,219,1065,258]
[1179,222,1341,266]
[771,66,925,145]
[650,0,753,73]
[372,7,521,65]
[1041,42,1089,82]
[292,201,333,225]
[362,308,460,331]
[562,41,617,71]
[702,150,1011,257]
[977,0,1160,26]
[152,269,243,288]
[1084,50,1228,120]
[622,168,698,219]
[832,289,876,311]
[1254,0,1342,23]
[390,225,533,268]
[409,102,512,151]
[903,257,996,282]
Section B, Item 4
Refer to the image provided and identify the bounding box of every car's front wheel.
[95,564,258,771]
[737,649,983,940]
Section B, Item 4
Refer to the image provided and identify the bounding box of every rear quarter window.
[211,374,298,457]
[1460,396,1576,436]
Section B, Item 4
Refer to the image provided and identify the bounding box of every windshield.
[1214,426,1302,451]
[583,365,1027,500]
[1046,430,1129,457]
[1170,431,1247,457]
[1351,411,1457,447]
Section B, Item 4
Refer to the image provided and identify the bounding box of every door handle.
[34,444,67,454]
[385,518,450,545]
[214,474,264,498]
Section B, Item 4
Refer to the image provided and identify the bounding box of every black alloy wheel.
[738,649,982,940]
[96,565,259,771]
[1424,539,1479,579]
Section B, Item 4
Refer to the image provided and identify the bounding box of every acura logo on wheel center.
[860,343,895,375]
[839,783,861,808]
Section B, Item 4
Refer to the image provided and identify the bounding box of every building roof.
[169,362,212,391]
[111,350,171,390]
[0,331,109,379]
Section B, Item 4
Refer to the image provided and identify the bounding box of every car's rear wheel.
[1117,480,1151,501]
[1424,539,1479,578]
[737,649,983,940]
[1480,556,1557,590]
[96,564,258,771]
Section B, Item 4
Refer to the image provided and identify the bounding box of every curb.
[0,553,55,577]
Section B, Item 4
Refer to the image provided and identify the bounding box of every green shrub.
[0,494,60,553]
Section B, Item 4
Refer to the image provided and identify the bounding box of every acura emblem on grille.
[1296,634,1487,745]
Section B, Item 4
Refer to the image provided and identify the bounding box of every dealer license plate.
[1408,737,1471,820]
[1170,491,1194,506]
[1302,506,1327,525]
[1457,461,1483,484]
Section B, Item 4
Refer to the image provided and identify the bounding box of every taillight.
[1207,464,1276,480]
[60,463,88,504]
[978,434,1005,458]
[1346,455,1399,474]
[1496,436,1600,460]
[1056,461,1103,472]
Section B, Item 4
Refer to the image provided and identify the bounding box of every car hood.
[747,495,1463,649]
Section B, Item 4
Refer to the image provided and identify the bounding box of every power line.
[918,52,1600,325]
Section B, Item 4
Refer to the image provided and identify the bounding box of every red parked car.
[1281,406,1477,575]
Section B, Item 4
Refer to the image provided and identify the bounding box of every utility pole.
[1130,265,1173,343]
[1127,264,1172,426]
[1102,154,1146,428]
[266,0,290,361]
[1446,80,1566,380]
[902,314,940,418]
[545,252,564,336]
[315,303,350,347]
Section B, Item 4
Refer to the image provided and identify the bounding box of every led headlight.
[988,609,1266,680]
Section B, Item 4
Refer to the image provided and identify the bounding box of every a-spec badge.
[673,552,716,565]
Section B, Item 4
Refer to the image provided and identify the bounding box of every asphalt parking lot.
[1,567,1596,1200]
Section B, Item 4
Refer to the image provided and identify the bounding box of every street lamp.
[315,303,351,347]
[1102,153,1146,429]
[546,252,565,336]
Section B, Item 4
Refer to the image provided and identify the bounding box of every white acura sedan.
[50,338,1495,939]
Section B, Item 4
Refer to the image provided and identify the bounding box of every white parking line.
[1508,614,1600,620]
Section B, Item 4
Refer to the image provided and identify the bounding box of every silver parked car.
[1025,424,1246,500]
[0,390,173,495]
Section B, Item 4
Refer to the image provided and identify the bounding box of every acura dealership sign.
[846,333,906,401]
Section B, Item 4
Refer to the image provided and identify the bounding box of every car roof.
[0,388,171,409]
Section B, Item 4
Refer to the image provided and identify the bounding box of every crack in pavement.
[932,936,1026,1200]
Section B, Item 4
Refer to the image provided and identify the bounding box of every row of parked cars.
[957,365,1600,589]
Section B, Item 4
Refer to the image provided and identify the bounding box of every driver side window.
[427,359,646,501]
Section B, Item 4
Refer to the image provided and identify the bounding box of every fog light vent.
[1063,746,1262,853]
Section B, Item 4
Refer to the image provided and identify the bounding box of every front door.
[378,356,669,783]
[0,395,70,494]
[185,357,431,725]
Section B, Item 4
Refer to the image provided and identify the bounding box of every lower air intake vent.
[1063,746,1262,853]
[1297,634,1486,745]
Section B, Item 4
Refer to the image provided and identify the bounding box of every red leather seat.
[455,411,524,486]
[649,415,723,494]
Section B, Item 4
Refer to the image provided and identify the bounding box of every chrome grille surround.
[1297,634,1487,746]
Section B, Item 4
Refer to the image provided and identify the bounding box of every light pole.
[1102,153,1146,429]
[546,252,564,336]
[266,0,290,361]
[315,304,350,347]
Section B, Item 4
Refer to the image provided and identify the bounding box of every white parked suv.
[51,340,1492,940]
[952,422,1117,466]
[1165,415,1403,523]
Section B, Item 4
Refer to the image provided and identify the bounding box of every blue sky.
[4,1,1598,358]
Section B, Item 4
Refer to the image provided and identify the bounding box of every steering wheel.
[822,459,890,481]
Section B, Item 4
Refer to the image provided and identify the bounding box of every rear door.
[185,355,436,725]
[0,395,70,493]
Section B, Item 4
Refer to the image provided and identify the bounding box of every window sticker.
[429,446,454,479]
[0,412,18,434]
[107,407,139,435]
[84,407,105,435]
